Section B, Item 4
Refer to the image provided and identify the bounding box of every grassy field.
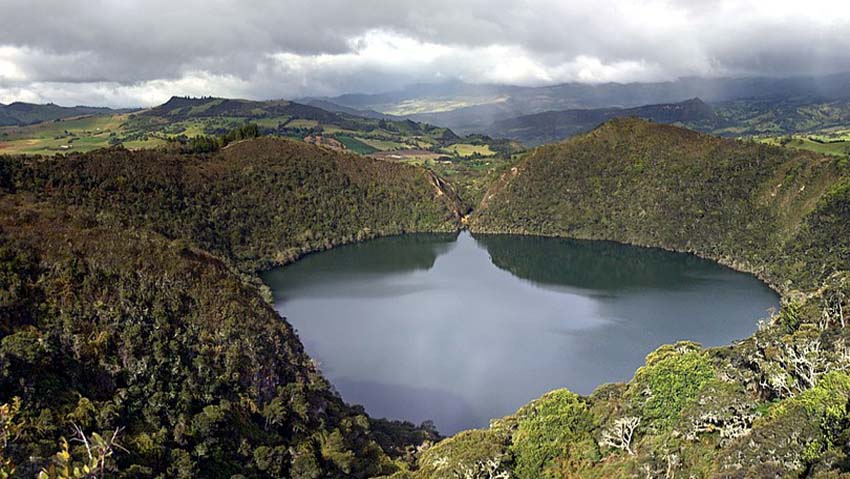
[441,143,496,157]
[0,113,255,155]
[283,118,319,128]
[359,137,411,150]
[321,125,361,135]
[369,149,445,162]
[0,114,126,154]
[758,133,850,158]
[335,135,379,154]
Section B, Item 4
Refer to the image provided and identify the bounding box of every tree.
[38,425,128,479]
[510,390,596,479]
[453,455,511,479]
[0,398,22,479]
[600,416,640,456]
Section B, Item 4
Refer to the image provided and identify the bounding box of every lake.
[261,231,779,434]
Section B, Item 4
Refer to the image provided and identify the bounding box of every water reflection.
[262,233,457,302]
[473,233,717,292]
[262,232,778,434]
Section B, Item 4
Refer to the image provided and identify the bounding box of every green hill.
[472,118,848,288]
[0,102,123,127]
[0,138,461,478]
[441,118,850,478]
[0,97,518,158]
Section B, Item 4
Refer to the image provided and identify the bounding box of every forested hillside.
[0,138,461,478]
[416,118,850,478]
[473,118,849,290]
[24,137,464,270]
[4,119,850,478]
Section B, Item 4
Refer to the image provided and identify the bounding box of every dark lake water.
[262,232,779,434]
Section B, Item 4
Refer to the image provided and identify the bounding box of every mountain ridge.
[308,73,850,133]
[485,98,720,146]
[0,101,127,127]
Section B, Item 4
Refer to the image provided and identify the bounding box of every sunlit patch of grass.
[359,138,410,150]
[441,143,496,157]
[321,125,359,135]
[380,96,507,116]
[335,135,378,155]
[757,135,850,157]
[284,119,319,129]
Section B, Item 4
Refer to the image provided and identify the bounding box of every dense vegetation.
[473,118,849,290]
[430,118,850,478]
[0,138,462,478]
[4,114,850,478]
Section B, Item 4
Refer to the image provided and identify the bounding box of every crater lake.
[261,232,779,434]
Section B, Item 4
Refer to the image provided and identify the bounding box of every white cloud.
[0,46,30,82]
[0,73,252,108]
[2,0,850,106]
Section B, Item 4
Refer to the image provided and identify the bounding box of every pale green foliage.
[416,429,510,479]
[0,398,22,479]
[770,371,850,435]
[628,342,715,428]
[510,389,597,479]
[39,426,128,479]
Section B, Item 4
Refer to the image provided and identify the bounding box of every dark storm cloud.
[1,0,850,106]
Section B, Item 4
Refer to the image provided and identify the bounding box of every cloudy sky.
[2,0,850,107]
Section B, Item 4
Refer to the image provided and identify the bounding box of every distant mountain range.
[485,98,720,146]
[300,99,401,121]
[0,95,523,162]
[306,73,850,133]
[7,73,850,157]
[0,102,127,126]
[142,96,342,123]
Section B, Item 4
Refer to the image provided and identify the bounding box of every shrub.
[509,389,597,479]
[628,343,715,428]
